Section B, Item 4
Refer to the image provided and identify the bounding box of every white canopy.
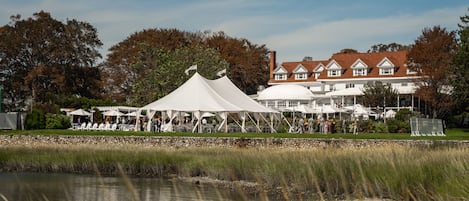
[70,109,91,116]
[326,87,364,97]
[384,109,396,118]
[140,72,278,133]
[102,110,124,117]
[344,104,376,116]
[141,72,275,113]
[257,84,314,100]
[141,73,242,112]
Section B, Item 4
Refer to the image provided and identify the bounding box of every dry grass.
[0,143,468,200]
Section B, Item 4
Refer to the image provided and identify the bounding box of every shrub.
[46,113,71,129]
[386,119,400,133]
[395,109,412,121]
[25,109,46,130]
[374,121,388,133]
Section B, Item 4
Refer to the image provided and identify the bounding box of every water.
[0,173,248,201]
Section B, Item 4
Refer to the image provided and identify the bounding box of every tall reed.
[0,144,468,200]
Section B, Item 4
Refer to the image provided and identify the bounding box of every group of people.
[294,117,359,135]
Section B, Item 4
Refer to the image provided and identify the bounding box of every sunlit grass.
[0,144,468,200]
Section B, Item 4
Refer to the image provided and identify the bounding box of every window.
[406,68,417,74]
[329,84,336,91]
[295,73,307,80]
[353,68,367,76]
[328,70,341,77]
[346,83,355,88]
[401,82,408,87]
[380,68,394,75]
[274,74,287,80]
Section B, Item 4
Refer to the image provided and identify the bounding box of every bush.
[374,121,388,133]
[46,113,71,129]
[395,109,412,121]
[386,119,400,133]
[25,109,46,130]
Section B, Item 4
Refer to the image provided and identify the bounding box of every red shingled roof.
[269,50,416,84]
[270,60,327,83]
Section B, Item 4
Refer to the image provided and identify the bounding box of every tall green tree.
[129,45,228,105]
[452,8,469,126]
[362,81,398,108]
[101,28,203,102]
[407,26,457,119]
[0,11,102,111]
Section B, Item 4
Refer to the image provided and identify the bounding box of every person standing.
[298,118,305,134]
[308,117,314,134]
[353,119,358,135]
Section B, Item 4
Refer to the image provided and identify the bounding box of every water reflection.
[0,173,245,201]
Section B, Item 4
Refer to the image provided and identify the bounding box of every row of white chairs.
[76,122,118,131]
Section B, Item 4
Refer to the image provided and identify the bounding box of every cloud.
[261,6,466,61]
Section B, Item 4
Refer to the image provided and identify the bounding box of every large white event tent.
[139,72,279,133]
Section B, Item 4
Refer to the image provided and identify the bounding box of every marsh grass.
[0,144,468,200]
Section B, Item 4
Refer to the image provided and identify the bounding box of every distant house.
[258,50,420,117]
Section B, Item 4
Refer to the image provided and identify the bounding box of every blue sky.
[1,0,468,62]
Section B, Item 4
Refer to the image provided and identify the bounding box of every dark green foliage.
[362,81,398,107]
[386,119,400,133]
[395,109,413,122]
[25,109,46,129]
[45,113,71,129]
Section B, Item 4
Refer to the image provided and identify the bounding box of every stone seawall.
[1,135,468,149]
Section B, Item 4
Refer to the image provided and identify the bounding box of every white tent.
[102,110,124,117]
[140,72,278,133]
[325,87,364,97]
[384,109,396,118]
[344,104,376,118]
[70,109,91,116]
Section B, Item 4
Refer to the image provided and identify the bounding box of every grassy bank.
[2,128,469,140]
[0,144,468,200]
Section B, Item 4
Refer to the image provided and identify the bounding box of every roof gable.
[377,57,395,68]
[313,63,325,72]
[351,59,368,69]
[293,64,308,73]
[273,66,288,74]
[326,60,342,70]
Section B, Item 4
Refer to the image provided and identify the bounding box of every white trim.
[273,66,288,74]
[318,76,420,82]
[377,57,395,68]
[293,64,308,73]
[351,59,368,69]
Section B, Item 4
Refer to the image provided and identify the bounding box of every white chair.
[98,123,105,130]
[85,122,93,130]
[111,123,118,131]
[79,122,87,130]
[91,123,99,130]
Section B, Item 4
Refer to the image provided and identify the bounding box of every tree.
[451,8,469,126]
[407,26,457,119]
[337,48,358,54]
[129,45,228,105]
[204,31,269,94]
[101,28,203,102]
[368,43,410,52]
[0,11,102,111]
[102,29,270,102]
[362,81,398,109]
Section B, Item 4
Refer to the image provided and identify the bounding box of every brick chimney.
[269,51,276,80]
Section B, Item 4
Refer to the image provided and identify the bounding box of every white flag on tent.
[216,68,226,77]
[184,65,197,75]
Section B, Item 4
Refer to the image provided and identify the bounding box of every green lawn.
[2,128,469,140]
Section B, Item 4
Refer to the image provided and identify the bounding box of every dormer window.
[292,64,309,80]
[275,74,287,80]
[351,59,368,76]
[273,66,288,80]
[377,57,395,75]
[313,64,325,79]
[295,73,307,80]
[326,60,342,77]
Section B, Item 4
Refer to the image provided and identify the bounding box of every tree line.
[1,10,469,126]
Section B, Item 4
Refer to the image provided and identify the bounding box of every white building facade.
[259,51,420,117]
